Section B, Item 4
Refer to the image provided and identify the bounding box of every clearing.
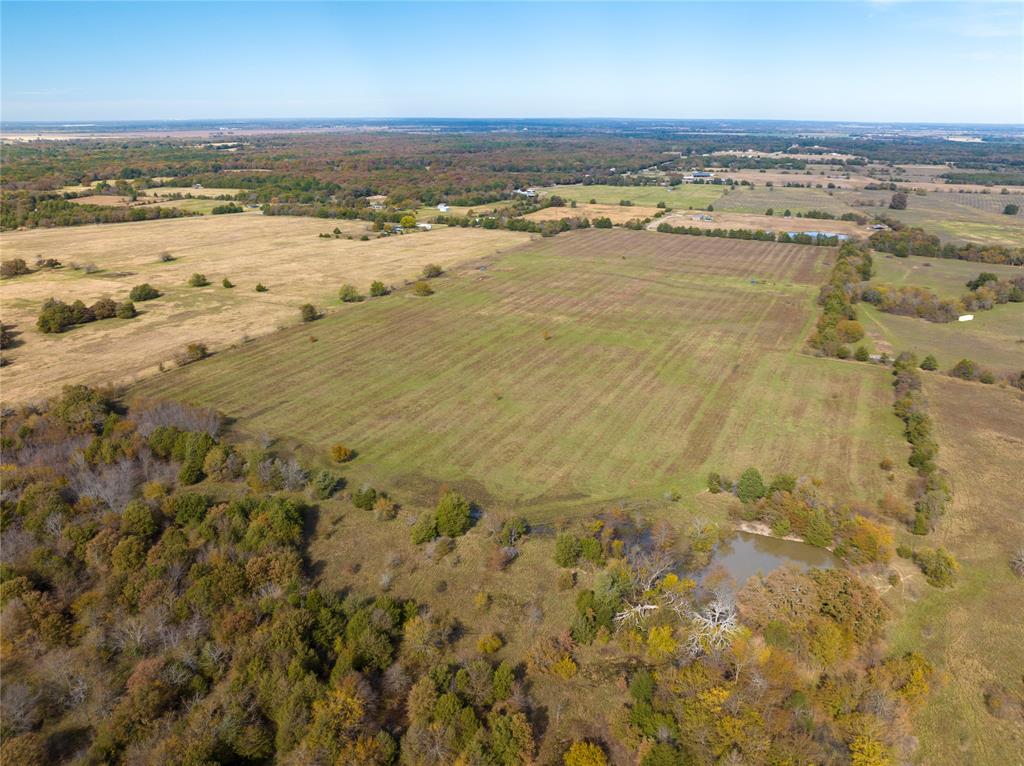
[135,228,910,516]
[0,214,531,403]
[872,254,1023,299]
[540,183,723,209]
[888,378,1024,766]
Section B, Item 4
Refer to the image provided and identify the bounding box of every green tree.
[736,467,766,503]
[920,354,938,371]
[369,280,388,297]
[436,491,471,537]
[1003,203,1019,215]
[554,532,581,567]
[339,284,364,302]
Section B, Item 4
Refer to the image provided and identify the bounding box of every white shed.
[437,203,449,213]
[958,314,974,322]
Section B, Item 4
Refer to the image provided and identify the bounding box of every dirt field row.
[0,215,531,403]
[136,229,908,512]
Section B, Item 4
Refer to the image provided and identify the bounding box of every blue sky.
[2,1,1021,123]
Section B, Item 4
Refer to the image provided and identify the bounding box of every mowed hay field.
[0,214,531,403]
[524,202,661,224]
[542,183,723,208]
[889,378,1024,766]
[872,254,1024,299]
[137,228,909,515]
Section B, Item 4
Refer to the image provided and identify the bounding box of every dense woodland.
[0,386,938,765]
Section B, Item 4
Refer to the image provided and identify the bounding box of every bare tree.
[686,592,739,656]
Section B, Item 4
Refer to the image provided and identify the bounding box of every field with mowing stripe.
[541,183,723,208]
[136,229,910,516]
[0,215,531,403]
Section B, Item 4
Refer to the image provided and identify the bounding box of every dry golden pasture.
[69,194,131,207]
[0,214,531,403]
[651,210,866,236]
[138,186,246,198]
[524,202,661,225]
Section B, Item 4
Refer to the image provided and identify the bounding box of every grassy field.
[541,183,723,208]
[834,189,1024,246]
[888,378,1024,766]
[136,229,910,515]
[0,215,531,403]
[525,202,661,224]
[652,210,865,236]
[872,254,1024,298]
[714,184,859,216]
[139,186,245,198]
[860,303,1024,374]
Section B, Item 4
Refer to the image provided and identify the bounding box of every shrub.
[412,280,434,296]
[255,283,268,292]
[435,491,471,537]
[949,358,977,380]
[422,263,443,279]
[854,345,870,362]
[736,467,766,503]
[330,444,354,463]
[36,299,75,333]
[913,547,959,587]
[300,304,319,322]
[122,500,158,539]
[115,301,136,319]
[554,532,581,567]
[91,297,117,319]
[369,280,389,297]
[338,284,363,302]
[411,512,438,544]
[579,536,605,566]
[563,741,606,766]
[351,485,377,511]
[222,278,234,288]
[158,251,175,262]
[310,470,340,500]
[168,493,211,526]
[1,258,32,279]
[979,370,995,384]
[706,472,722,493]
[188,273,209,287]
[593,217,613,228]
[129,283,160,301]
[176,342,208,366]
[373,496,398,521]
[476,633,503,654]
[1004,203,1020,215]
[920,354,938,371]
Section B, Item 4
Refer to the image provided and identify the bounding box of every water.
[700,531,839,593]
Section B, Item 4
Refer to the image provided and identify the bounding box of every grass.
[0,214,530,403]
[135,229,909,516]
[887,378,1024,766]
[860,303,1024,375]
[541,183,723,209]
[525,202,661,225]
[714,185,859,216]
[872,254,1024,299]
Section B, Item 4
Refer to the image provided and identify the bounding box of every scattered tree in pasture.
[300,303,319,322]
[422,263,443,279]
[413,280,434,296]
[889,192,908,210]
[920,354,938,371]
[369,280,389,297]
[129,283,160,301]
[255,282,268,292]
[222,277,234,288]
[187,273,209,287]
[339,283,364,302]
[1003,203,1019,215]
[1,258,31,278]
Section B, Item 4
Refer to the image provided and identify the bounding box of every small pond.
[700,531,840,593]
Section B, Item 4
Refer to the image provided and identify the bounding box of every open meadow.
[0,214,531,403]
[541,183,723,208]
[872,253,1024,297]
[651,209,866,236]
[888,377,1024,766]
[136,228,911,515]
[860,303,1024,374]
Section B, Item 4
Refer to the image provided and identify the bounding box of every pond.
[699,531,840,593]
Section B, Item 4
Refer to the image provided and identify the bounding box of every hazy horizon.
[3,1,1021,124]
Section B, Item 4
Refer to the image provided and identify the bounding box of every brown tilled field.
[0,215,532,403]
[136,228,910,512]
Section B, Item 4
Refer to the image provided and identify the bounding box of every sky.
[1,1,1022,124]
